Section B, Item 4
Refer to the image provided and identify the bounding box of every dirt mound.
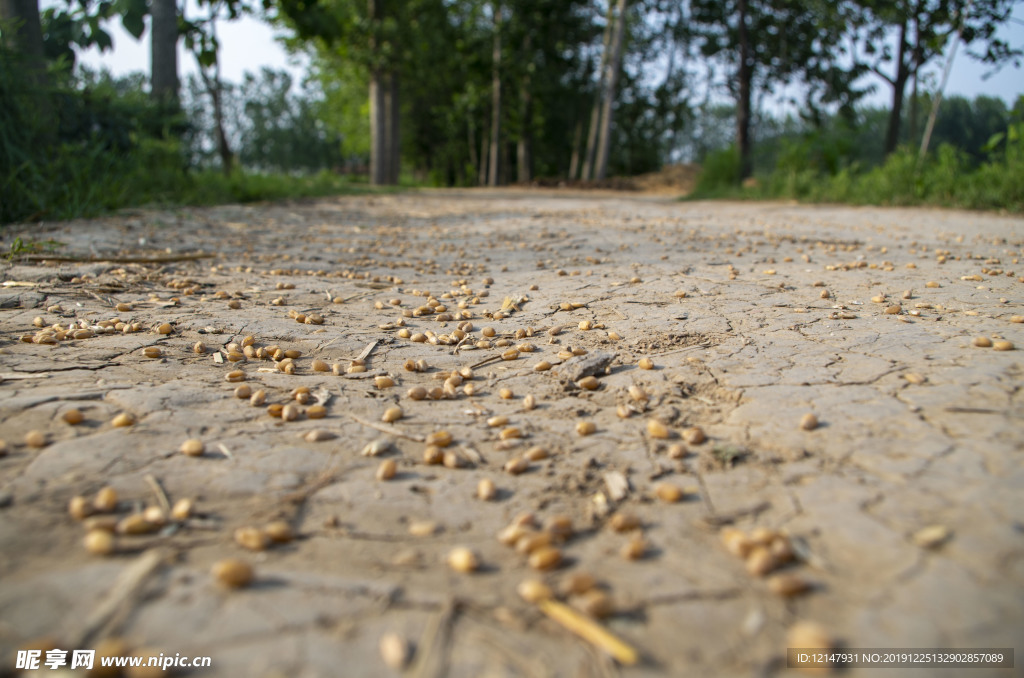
[530,163,700,195]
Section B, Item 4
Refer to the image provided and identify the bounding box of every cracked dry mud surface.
[1,190,1022,678]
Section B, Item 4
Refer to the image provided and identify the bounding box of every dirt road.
[1,190,1022,677]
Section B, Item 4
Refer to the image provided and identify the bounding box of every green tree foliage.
[854,0,1021,155]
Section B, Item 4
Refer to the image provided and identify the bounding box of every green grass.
[146,169,404,209]
[689,125,1024,213]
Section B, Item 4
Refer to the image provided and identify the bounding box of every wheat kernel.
[477,478,497,501]
[170,498,193,521]
[621,536,648,560]
[382,406,403,423]
[69,495,93,520]
[447,546,479,572]
[682,426,706,444]
[517,578,552,603]
[180,439,204,457]
[529,546,563,571]
[212,558,254,588]
[799,413,819,430]
[264,520,294,543]
[993,340,1014,351]
[84,529,115,555]
[654,482,683,503]
[376,459,398,480]
[745,546,778,576]
[638,357,654,370]
[576,420,596,436]
[647,419,670,439]
[62,409,84,425]
[235,526,269,551]
[578,375,599,390]
[25,430,47,447]
[499,388,514,400]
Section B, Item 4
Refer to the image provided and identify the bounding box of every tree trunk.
[369,68,387,185]
[488,1,502,187]
[385,70,400,184]
[150,0,180,103]
[568,118,583,179]
[735,0,753,180]
[1,0,51,130]
[195,19,231,175]
[467,118,478,185]
[478,114,490,186]
[1,0,46,86]
[885,20,910,155]
[594,0,627,181]
[908,17,921,147]
[581,0,615,181]
[516,33,533,184]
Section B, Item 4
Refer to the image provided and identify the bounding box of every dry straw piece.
[536,599,638,665]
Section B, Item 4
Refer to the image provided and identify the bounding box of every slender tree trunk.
[581,0,615,181]
[151,0,180,103]
[885,21,910,155]
[195,18,231,175]
[478,115,490,186]
[367,0,393,185]
[488,1,502,187]
[467,118,479,185]
[594,0,627,181]
[908,18,921,146]
[517,33,534,184]
[568,118,583,179]
[385,70,400,184]
[369,68,387,185]
[736,0,753,180]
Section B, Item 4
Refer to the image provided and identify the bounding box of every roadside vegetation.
[692,95,1024,212]
[2,1,1022,225]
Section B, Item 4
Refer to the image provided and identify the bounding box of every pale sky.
[72,6,1024,108]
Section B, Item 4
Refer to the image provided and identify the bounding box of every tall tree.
[691,0,857,180]
[856,0,1020,155]
[488,0,502,186]
[277,0,405,185]
[1,0,48,88]
[593,0,626,180]
[580,0,614,181]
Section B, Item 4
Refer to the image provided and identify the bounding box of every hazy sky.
[74,6,1024,108]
